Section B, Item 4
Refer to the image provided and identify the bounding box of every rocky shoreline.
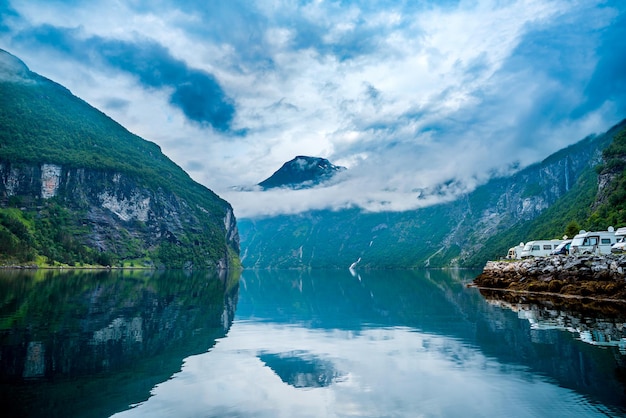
[473,254,626,301]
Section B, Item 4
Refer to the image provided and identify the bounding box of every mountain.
[0,269,239,417]
[0,49,240,269]
[258,156,346,189]
[238,120,626,269]
[463,121,626,266]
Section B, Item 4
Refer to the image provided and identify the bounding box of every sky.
[1,0,626,218]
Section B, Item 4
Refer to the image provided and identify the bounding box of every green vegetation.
[0,57,238,269]
[593,128,626,226]
[465,166,599,264]
[239,205,457,269]
[526,126,626,235]
[240,120,626,270]
[2,79,166,181]
[522,182,544,198]
[0,268,238,417]
[465,123,626,265]
[0,199,144,267]
[0,77,226,211]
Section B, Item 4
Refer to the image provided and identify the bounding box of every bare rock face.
[0,48,239,269]
[0,162,240,269]
[474,255,626,300]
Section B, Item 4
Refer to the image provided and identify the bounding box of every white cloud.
[111,320,598,417]
[2,0,624,217]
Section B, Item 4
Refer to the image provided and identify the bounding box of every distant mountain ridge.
[258,156,346,190]
[3,45,624,270]
[238,120,626,269]
[0,49,239,269]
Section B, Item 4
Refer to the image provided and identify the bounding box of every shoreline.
[0,265,154,270]
[469,283,626,304]
[473,254,626,301]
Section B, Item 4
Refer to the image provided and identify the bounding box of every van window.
[601,238,612,244]
[543,245,552,250]
[584,237,598,246]
[532,245,540,251]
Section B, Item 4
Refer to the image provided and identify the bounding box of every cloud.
[184,160,205,172]
[1,0,626,218]
[102,97,130,112]
[575,8,626,118]
[13,23,236,131]
[111,320,598,418]
[0,0,18,33]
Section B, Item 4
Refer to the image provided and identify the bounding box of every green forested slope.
[466,122,626,264]
[0,71,223,209]
[239,120,626,269]
[0,50,238,268]
[593,128,626,225]
[464,167,598,264]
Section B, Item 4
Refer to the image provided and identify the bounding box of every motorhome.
[570,227,617,255]
[520,240,563,258]
[506,243,525,259]
[551,239,572,256]
[611,227,626,253]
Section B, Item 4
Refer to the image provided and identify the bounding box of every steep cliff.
[0,49,239,268]
[593,126,626,217]
[239,120,626,269]
[446,124,621,265]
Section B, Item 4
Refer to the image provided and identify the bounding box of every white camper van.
[520,240,563,258]
[506,243,525,259]
[611,227,626,253]
[570,227,616,255]
[551,239,572,256]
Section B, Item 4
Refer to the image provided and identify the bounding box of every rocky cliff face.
[0,161,239,269]
[0,49,239,269]
[239,121,625,269]
[447,132,609,263]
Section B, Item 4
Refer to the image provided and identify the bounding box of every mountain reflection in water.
[0,269,239,418]
[258,350,343,388]
[114,269,626,418]
[2,268,626,417]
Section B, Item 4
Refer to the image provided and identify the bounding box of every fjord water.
[1,269,625,417]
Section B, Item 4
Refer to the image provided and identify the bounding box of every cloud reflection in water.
[113,322,607,418]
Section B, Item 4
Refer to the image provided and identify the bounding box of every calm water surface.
[1,268,625,417]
